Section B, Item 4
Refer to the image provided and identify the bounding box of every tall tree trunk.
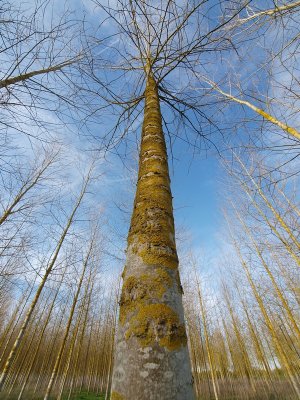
[111,73,194,400]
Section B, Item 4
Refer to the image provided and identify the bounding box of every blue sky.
[8,0,300,277]
[171,141,221,253]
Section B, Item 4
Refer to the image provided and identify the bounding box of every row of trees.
[0,143,120,399]
[184,152,300,400]
[0,148,298,399]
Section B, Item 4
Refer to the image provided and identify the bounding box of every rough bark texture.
[111,74,195,400]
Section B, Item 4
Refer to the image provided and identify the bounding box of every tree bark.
[111,73,195,400]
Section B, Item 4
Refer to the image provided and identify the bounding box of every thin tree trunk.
[233,203,300,340]
[0,175,89,392]
[57,304,83,400]
[43,235,94,400]
[227,225,300,397]
[223,287,256,392]
[32,294,71,396]
[66,279,94,400]
[193,266,219,400]
[205,79,300,140]
[0,279,37,364]
[17,271,66,400]
[0,59,78,89]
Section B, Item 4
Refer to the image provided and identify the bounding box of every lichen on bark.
[118,75,188,352]
[119,268,172,325]
[125,303,187,351]
[111,391,126,400]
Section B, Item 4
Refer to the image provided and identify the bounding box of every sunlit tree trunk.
[97,286,117,394]
[193,266,219,400]
[185,321,200,398]
[111,73,194,400]
[17,272,65,400]
[222,286,256,392]
[234,154,300,257]
[87,302,106,393]
[235,283,274,390]
[65,278,94,400]
[83,295,105,393]
[104,287,119,400]
[269,247,300,306]
[0,279,37,364]
[44,234,94,400]
[5,295,47,396]
[0,174,90,392]
[32,294,71,396]
[220,316,243,387]
[233,204,300,340]
[57,302,83,400]
[204,80,300,141]
[228,227,300,397]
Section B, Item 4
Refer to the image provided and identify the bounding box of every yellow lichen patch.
[111,391,125,400]
[130,218,174,247]
[125,303,187,351]
[131,195,172,217]
[141,135,166,151]
[142,159,167,173]
[138,174,169,190]
[139,247,178,270]
[119,269,172,325]
[128,190,178,269]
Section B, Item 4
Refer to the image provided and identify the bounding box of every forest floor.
[3,393,105,400]
[64,393,105,400]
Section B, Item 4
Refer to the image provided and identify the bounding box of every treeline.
[183,153,300,400]
[0,149,299,400]
[0,144,119,399]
